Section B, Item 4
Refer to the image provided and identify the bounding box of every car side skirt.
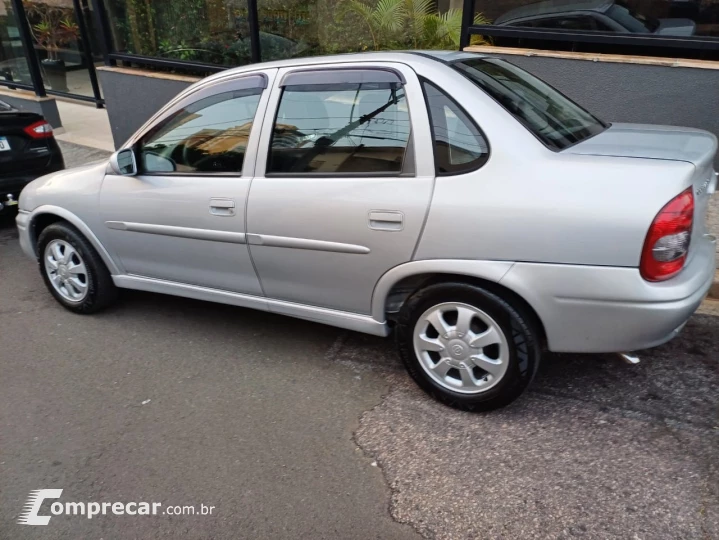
[113,275,390,337]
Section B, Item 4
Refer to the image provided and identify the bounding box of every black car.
[0,99,64,213]
[494,0,697,36]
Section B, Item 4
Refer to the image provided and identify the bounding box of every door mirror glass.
[112,148,137,176]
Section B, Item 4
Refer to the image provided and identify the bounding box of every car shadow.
[114,288,717,427]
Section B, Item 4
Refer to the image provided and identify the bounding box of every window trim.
[280,67,406,87]
[264,78,415,178]
[419,76,490,177]
[134,78,267,177]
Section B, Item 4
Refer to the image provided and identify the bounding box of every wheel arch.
[28,205,122,275]
[372,260,547,346]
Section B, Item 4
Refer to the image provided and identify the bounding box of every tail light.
[23,120,53,139]
[640,188,694,282]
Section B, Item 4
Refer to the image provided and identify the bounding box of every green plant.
[340,0,404,50]
[422,8,491,48]
[340,0,489,51]
[25,2,79,61]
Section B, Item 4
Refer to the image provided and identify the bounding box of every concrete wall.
[0,89,62,128]
[488,53,719,166]
[98,57,719,167]
[97,68,198,149]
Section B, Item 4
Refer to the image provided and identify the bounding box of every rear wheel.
[396,283,541,411]
[37,222,118,313]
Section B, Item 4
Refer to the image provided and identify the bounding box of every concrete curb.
[710,270,719,300]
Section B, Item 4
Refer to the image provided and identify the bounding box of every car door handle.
[368,211,404,231]
[209,198,235,217]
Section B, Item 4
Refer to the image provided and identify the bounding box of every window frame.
[263,67,416,179]
[130,73,269,178]
[419,76,491,177]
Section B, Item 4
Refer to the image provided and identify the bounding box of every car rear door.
[245,62,435,315]
[100,70,276,294]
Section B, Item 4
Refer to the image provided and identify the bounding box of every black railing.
[465,25,719,53]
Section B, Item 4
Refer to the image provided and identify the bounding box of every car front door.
[246,63,435,315]
[100,70,276,294]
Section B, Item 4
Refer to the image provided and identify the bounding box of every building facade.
[1,0,718,149]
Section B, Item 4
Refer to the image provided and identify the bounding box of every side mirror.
[110,148,137,176]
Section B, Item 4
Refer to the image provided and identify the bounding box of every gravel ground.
[344,315,719,540]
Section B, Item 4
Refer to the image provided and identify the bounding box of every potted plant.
[26,1,79,93]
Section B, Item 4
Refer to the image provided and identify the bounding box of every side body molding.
[26,205,123,275]
[371,259,516,322]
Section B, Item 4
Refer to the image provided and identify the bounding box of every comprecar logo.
[18,489,64,525]
[18,489,216,525]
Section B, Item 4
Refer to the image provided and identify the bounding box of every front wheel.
[395,283,541,411]
[37,222,118,313]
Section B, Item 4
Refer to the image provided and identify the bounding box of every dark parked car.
[495,0,697,36]
[0,99,64,213]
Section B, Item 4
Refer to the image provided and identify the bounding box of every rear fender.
[371,260,515,322]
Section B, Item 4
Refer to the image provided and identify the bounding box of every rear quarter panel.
[414,151,695,268]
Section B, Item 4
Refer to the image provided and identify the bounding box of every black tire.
[395,282,541,412]
[37,222,118,314]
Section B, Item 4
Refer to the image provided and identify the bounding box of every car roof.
[494,0,613,24]
[202,51,489,84]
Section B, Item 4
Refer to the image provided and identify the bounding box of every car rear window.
[452,58,607,151]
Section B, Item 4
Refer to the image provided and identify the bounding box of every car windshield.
[606,4,658,33]
[452,58,607,150]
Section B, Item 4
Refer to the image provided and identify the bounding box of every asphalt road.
[0,142,717,539]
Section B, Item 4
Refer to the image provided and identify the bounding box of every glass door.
[0,1,33,88]
[23,0,102,102]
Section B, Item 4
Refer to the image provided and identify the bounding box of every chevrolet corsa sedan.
[16,52,718,411]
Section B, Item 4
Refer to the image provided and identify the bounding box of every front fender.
[24,205,123,275]
[370,260,516,322]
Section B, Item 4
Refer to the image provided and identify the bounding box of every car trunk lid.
[567,123,717,265]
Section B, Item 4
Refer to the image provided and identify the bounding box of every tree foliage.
[341,0,489,50]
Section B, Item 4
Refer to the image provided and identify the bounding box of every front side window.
[138,89,262,174]
[267,82,411,175]
[453,58,607,151]
[422,81,489,175]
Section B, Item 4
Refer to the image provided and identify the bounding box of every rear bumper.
[500,235,717,353]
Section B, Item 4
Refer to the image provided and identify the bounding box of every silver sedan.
[16,51,717,411]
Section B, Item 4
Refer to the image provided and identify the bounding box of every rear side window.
[138,88,262,174]
[422,81,489,175]
[267,82,411,175]
[452,58,606,151]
